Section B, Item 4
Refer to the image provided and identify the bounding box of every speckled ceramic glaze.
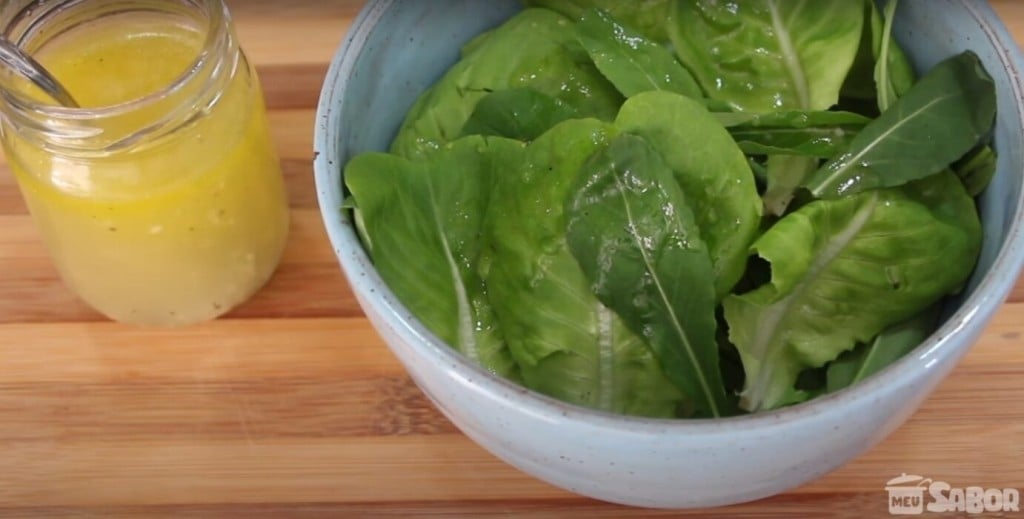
[314,0,1024,508]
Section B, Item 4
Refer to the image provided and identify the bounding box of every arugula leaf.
[461,88,579,141]
[615,91,762,298]
[345,136,524,379]
[826,306,940,393]
[575,8,702,99]
[805,51,996,198]
[723,172,981,412]
[715,110,872,129]
[715,110,871,214]
[566,134,729,418]
[482,119,685,418]
[720,110,871,158]
[668,0,864,112]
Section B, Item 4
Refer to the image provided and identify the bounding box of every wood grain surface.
[0,1,1021,517]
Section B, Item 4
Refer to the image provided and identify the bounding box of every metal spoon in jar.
[0,37,78,108]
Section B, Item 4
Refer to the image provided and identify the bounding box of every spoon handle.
[0,38,79,108]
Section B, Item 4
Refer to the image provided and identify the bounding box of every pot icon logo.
[886,473,932,515]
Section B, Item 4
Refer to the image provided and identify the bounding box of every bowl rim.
[313,0,1024,432]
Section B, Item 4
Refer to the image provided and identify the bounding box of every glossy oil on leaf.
[481,119,685,418]
[575,8,702,99]
[669,0,864,112]
[723,172,981,412]
[615,91,762,298]
[344,136,524,379]
[565,134,730,418]
[460,88,580,141]
[806,51,996,198]
[390,8,623,158]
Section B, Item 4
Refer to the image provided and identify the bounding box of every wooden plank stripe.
[0,305,1020,381]
[0,375,458,443]
[0,493,886,518]
[0,367,1017,445]
[0,319,390,383]
[0,432,1017,507]
[258,64,330,110]
[0,436,569,506]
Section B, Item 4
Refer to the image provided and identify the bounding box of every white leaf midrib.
[767,0,811,110]
[744,193,879,410]
[809,93,957,195]
[426,178,479,363]
[611,169,721,417]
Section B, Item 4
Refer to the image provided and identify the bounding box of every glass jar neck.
[0,0,239,155]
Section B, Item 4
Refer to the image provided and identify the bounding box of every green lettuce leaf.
[955,145,998,198]
[723,171,981,412]
[615,91,762,298]
[524,0,672,42]
[460,88,579,142]
[762,155,819,217]
[565,134,730,417]
[874,0,915,112]
[806,52,997,198]
[826,305,940,393]
[390,8,622,158]
[575,8,702,99]
[841,0,916,107]
[482,119,684,417]
[668,0,864,112]
[345,137,524,379]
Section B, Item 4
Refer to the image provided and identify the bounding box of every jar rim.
[0,0,232,121]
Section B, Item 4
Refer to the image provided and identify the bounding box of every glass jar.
[0,0,290,326]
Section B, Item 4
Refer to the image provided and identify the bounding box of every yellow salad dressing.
[4,16,290,326]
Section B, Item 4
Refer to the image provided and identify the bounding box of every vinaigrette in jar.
[0,0,289,326]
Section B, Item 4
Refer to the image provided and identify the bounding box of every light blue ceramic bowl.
[314,0,1024,508]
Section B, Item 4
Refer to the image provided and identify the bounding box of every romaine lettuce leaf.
[575,8,702,99]
[390,8,622,158]
[826,305,940,393]
[460,88,580,142]
[723,171,981,412]
[482,119,685,417]
[668,0,864,112]
[524,0,672,42]
[345,136,523,379]
[874,0,915,112]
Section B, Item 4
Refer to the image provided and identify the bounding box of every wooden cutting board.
[0,1,1021,517]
